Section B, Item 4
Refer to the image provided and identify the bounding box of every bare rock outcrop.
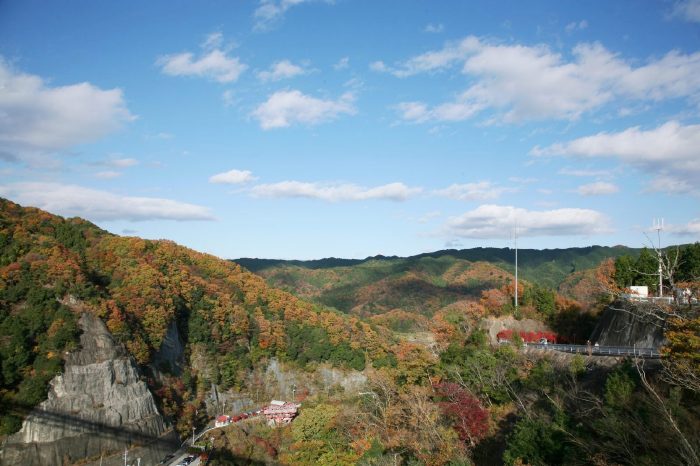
[0,313,174,466]
[589,300,666,348]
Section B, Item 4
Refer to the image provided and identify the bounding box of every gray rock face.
[152,320,184,377]
[1,313,173,466]
[259,358,367,401]
[589,300,667,348]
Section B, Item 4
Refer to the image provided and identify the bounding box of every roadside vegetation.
[1,198,698,465]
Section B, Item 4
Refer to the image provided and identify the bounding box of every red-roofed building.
[215,415,231,427]
[263,400,300,427]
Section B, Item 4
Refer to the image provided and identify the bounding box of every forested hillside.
[237,244,637,290]
[2,199,699,465]
[233,246,641,323]
[0,199,392,437]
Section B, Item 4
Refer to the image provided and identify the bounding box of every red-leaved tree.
[433,382,489,446]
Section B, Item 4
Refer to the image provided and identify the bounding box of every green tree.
[614,255,636,288]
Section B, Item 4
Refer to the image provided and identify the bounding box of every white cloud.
[384,36,700,123]
[645,174,696,195]
[509,177,538,184]
[565,20,588,33]
[222,90,236,107]
[0,59,134,160]
[435,181,513,201]
[558,167,612,177]
[668,219,700,236]
[95,171,122,179]
[396,99,483,123]
[107,157,139,168]
[445,204,611,239]
[254,0,328,31]
[375,36,480,77]
[201,32,224,50]
[576,181,619,196]
[0,182,215,222]
[209,169,258,184]
[257,60,307,81]
[249,181,421,201]
[369,61,389,72]
[532,121,700,194]
[156,34,247,83]
[671,0,700,22]
[334,57,350,70]
[424,23,444,33]
[252,90,356,129]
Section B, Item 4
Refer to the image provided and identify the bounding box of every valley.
[1,199,698,465]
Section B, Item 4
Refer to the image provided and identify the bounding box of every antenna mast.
[653,218,664,298]
[514,224,518,311]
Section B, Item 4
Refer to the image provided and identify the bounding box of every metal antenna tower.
[653,218,664,297]
[514,224,518,311]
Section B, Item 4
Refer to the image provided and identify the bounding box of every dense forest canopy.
[1,199,699,465]
[0,198,393,436]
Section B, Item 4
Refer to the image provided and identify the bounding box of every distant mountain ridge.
[235,245,640,289]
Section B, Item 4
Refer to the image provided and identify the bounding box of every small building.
[629,286,649,299]
[215,415,231,427]
[263,400,300,427]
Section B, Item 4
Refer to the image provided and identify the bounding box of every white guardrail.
[526,343,662,358]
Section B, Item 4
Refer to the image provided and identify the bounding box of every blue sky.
[1,0,699,259]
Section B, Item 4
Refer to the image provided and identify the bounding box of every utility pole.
[514,224,519,312]
[653,218,664,297]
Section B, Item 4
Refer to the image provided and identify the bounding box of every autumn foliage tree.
[433,382,489,446]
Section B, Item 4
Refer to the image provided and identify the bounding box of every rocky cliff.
[0,313,175,466]
[589,299,667,348]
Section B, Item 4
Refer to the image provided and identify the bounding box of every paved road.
[526,343,662,358]
[162,409,265,465]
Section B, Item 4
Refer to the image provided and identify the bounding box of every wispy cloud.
[395,100,483,123]
[222,90,236,107]
[209,169,258,184]
[249,181,421,202]
[445,204,611,239]
[0,58,134,163]
[106,157,139,168]
[252,90,356,129]
[576,181,619,196]
[424,23,444,33]
[565,19,588,33]
[558,167,613,177]
[334,57,350,70]
[257,60,309,82]
[253,0,331,31]
[156,33,247,83]
[95,171,122,179]
[434,181,513,201]
[0,182,215,221]
[671,0,700,23]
